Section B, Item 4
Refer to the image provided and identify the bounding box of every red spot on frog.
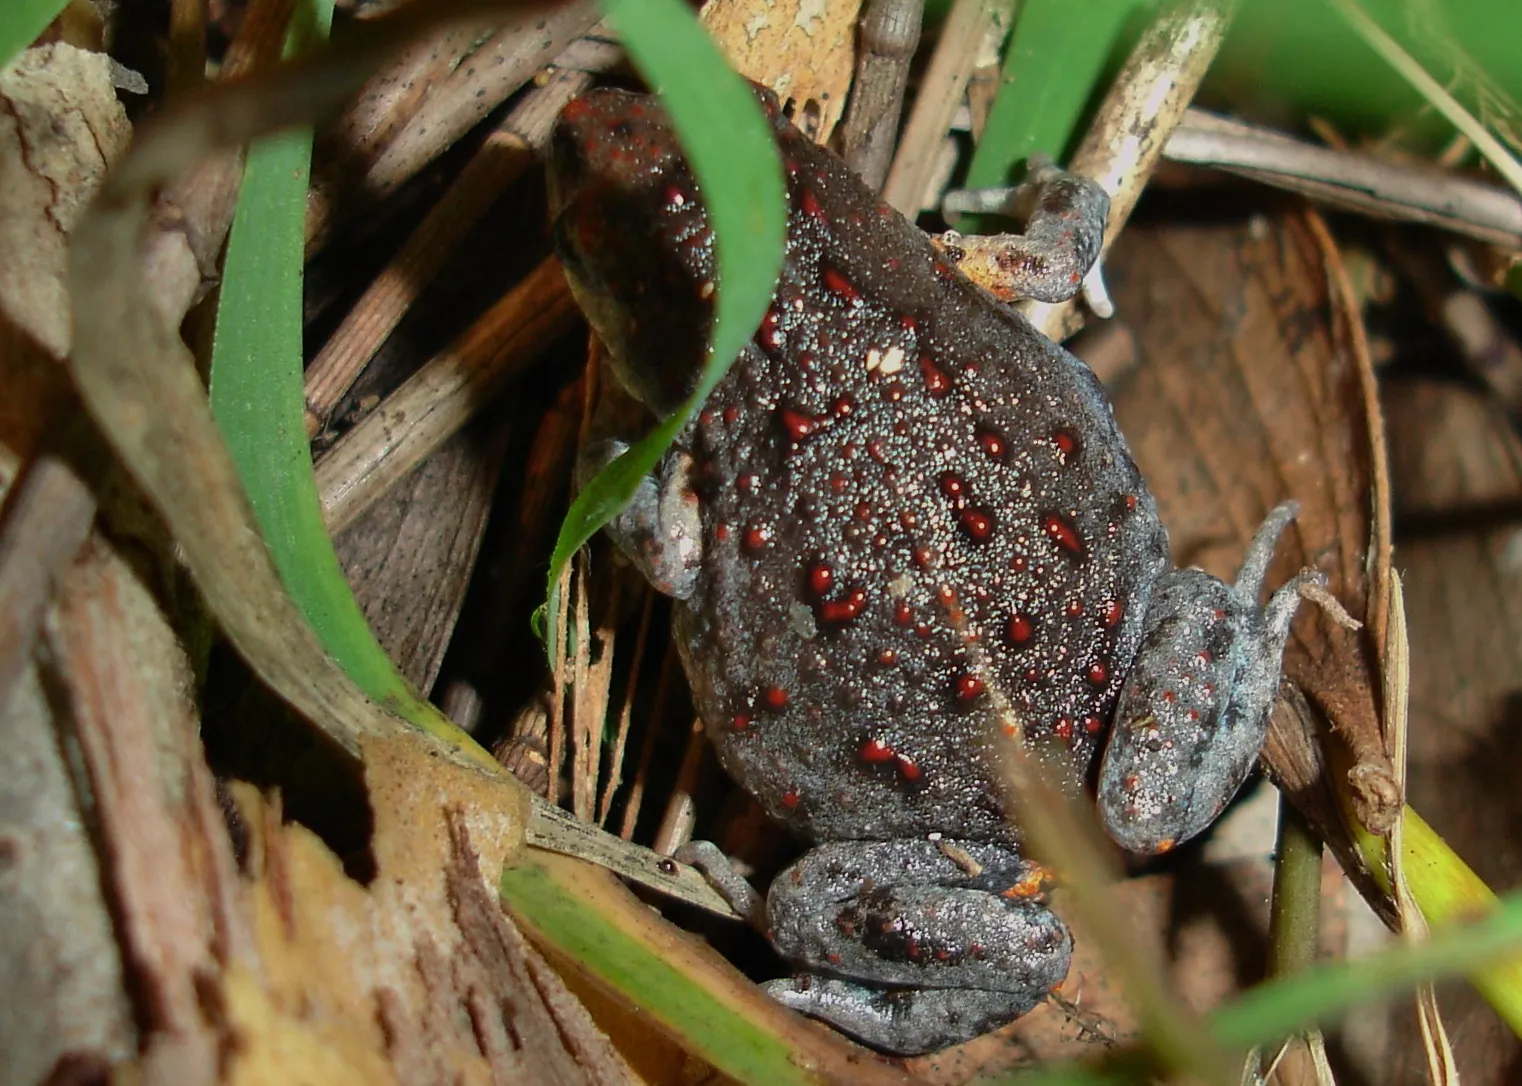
[743,525,772,553]
[819,587,868,624]
[919,354,952,397]
[1042,512,1085,556]
[800,187,826,220]
[954,675,985,702]
[780,407,819,443]
[1052,428,1081,462]
[822,266,861,304]
[959,508,995,543]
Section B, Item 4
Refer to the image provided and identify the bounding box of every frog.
[547,83,1325,1055]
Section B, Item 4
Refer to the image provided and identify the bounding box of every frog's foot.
[767,976,1044,1055]
[764,840,1071,1054]
[577,438,702,600]
[932,159,1110,306]
[1097,501,1328,854]
[672,839,767,928]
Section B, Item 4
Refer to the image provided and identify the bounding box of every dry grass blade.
[597,588,655,827]
[570,550,599,822]
[617,642,683,842]
[304,62,598,436]
[1382,573,1460,1085]
[1329,0,1522,197]
[527,798,738,917]
[314,256,578,534]
[1301,212,1398,836]
[1166,109,1522,249]
[881,0,1013,215]
[652,718,707,858]
[305,0,600,250]
[72,188,370,755]
[308,21,485,211]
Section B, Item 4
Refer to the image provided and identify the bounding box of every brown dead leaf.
[0,43,130,362]
[1101,210,1395,912]
[0,43,129,462]
[1373,378,1522,1083]
[701,0,862,141]
[32,525,625,1083]
[335,417,511,693]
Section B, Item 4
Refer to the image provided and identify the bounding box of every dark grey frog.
[548,83,1323,1054]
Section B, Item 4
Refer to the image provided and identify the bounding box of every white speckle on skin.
[875,345,906,375]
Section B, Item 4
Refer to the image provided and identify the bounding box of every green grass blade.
[983,892,1522,1084]
[539,0,787,654]
[1210,889,1522,1049]
[500,857,821,1085]
[965,0,1138,191]
[1353,806,1522,1034]
[0,0,65,71]
[207,0,455,740]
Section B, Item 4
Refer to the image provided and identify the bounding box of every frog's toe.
[765,976,1046,1055]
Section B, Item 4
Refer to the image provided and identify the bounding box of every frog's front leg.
[577,438,703,600]
[934,159,1111,305]
[1097,502,1327,854]
[687,839,1071,1054]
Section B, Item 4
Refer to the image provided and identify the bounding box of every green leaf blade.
[207,0,453,739]
[0,0,67,72]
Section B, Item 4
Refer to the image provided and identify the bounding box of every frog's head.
[548,88,720,417]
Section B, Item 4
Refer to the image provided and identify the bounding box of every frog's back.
[673,119,1169,845]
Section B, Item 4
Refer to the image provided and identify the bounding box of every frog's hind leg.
[761,840,1071,1054]
[766,976,1044,1056]
[1096,501,1327,855]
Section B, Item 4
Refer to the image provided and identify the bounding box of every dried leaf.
[1104,210,1395,910]
[701,0,862,141]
